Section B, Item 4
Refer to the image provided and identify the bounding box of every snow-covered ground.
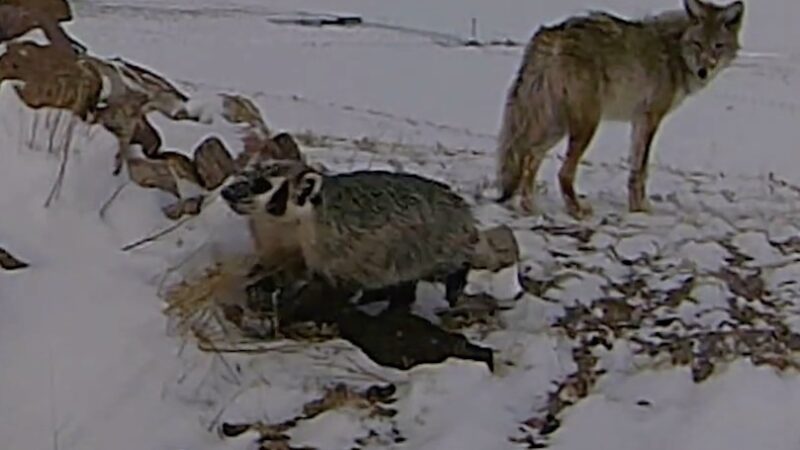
[4,0,800,449]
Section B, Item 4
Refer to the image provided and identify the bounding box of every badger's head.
[221,159,323,220]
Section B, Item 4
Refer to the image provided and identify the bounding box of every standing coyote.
[496,0,744,218]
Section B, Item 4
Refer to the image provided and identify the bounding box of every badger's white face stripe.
[98,74,113,104]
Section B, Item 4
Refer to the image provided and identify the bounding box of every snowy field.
[4,0,800,449]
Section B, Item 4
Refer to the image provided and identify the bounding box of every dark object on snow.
[0,246,28,270]
[253,276,495,372]
[338,306,495,371]
[268,14,363,28]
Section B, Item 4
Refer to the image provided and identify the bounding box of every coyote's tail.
[495,76,529,203]
[495,43,560,203]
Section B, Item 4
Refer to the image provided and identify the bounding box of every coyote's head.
[680,0,744,82]
[221,159,322,220]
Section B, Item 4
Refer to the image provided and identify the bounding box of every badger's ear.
[295,172,323,207]
[720,1,744,30]
[684,0,707,20]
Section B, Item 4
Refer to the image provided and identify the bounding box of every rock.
[470,225,520,271]
[272,132,303,160]
[193,136,235,189]
[161,151,201,186]
[0,247,28,270]
[0,42,101,119]
[4,0,73,22]
[220,93,269,132]
[131,116,162,158]
[162,195,204,220]
[127,157,178,197]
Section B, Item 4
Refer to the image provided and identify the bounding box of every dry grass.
[162,255,257,343]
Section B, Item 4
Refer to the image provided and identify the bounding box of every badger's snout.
[221,181,257,215]
[221,181,251,204]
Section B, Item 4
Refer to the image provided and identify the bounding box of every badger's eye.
[251,177,272,194]
[264,165,281,177]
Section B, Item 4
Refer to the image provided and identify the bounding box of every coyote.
[496,0,744,218]
[221,160,479,310]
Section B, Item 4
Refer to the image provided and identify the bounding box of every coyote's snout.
[496,0,744,218]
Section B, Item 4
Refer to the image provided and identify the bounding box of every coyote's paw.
[628,197,651,214]
[566,200,593,220]
[516,195,537,216]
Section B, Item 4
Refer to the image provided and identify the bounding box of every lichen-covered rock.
[2,0,73,22]
[127,157,179,197]
[0,42,101,118]
[470,225,520,271]
[193,136,235,189]
[220,93,269,131]
[131,116,162,158]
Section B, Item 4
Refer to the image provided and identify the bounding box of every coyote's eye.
[692,40,704,51]
[251,177,272,194]
[713,42,725,50]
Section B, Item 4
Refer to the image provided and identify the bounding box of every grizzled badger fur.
[221,159,480,310]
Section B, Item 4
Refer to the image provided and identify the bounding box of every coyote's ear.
[684,0,707,20]
[720,1,744,30]
[295,172,323,207]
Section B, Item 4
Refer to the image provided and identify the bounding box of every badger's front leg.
[360,282,418,312]
[444,265,470,307]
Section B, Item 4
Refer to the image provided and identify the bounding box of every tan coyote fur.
[496,0,744,218]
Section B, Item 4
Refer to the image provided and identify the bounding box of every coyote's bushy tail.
[495,40,562,203]
[495,72,532,203]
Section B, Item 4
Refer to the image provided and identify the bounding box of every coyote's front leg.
[628,109,666,213]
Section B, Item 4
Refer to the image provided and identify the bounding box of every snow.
[4,0,800,449]
[553,362,800,450]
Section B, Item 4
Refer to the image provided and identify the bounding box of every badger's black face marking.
[296,179,314,207]
[265,180,289,216]
[221,180,251,203]
[250,176,272,195]
[221,179,257,215]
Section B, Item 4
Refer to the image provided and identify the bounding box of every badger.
[220,159,308,288]
[220,159,479,309]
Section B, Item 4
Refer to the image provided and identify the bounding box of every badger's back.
[300,171,478,290]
